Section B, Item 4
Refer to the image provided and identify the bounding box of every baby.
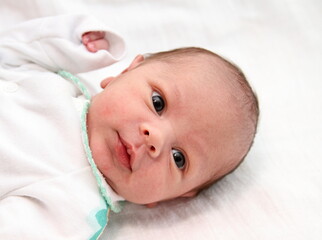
[0,14,258,238]
[86,38,259,207]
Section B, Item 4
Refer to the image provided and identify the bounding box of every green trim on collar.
[58,70,122,213]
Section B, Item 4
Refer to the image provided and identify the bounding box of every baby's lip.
[116,133,133,171]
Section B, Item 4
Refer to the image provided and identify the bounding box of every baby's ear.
[121,55,145,74]
[181,190,198,198]
[145,202,158,208]
[100,76,115,89]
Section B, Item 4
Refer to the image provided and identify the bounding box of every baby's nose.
[140,123,167,159]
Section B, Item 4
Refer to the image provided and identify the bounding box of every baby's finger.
[82,31,105,44]
[86,39,109,52]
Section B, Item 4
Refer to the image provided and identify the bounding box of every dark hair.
[145,47,259,195]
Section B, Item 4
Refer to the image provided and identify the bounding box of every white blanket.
[1,0,321,239]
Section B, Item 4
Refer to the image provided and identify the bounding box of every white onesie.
[0,14,126,239]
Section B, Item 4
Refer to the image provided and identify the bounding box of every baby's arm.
[0,14,125,73]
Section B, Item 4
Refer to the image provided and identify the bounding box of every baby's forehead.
[152,56,224,83]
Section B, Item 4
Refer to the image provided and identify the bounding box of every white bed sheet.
[1,0,321,239]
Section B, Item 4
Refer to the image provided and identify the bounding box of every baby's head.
[87,47,259,206]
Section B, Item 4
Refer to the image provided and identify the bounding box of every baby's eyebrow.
[173,83,181,101]
[167,81,181,108]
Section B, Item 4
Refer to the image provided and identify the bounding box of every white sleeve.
[0,196,72,239]
[0,173,111,239]
[0,14,126,73]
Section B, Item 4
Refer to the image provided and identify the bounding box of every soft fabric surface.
[1,0,321,239]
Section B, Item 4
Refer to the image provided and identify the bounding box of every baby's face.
[87,56,234,205]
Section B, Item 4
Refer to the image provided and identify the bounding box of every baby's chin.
[117,190,154,205]
[114,186,166,205]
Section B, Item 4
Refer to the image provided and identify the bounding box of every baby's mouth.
[116,133,132,171]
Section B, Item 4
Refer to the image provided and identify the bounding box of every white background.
[1,0,321,239]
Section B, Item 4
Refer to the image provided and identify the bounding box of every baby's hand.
[82,31,109,52]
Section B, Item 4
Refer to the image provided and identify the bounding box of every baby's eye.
[172,149,186,169]
[152,91,165,114]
